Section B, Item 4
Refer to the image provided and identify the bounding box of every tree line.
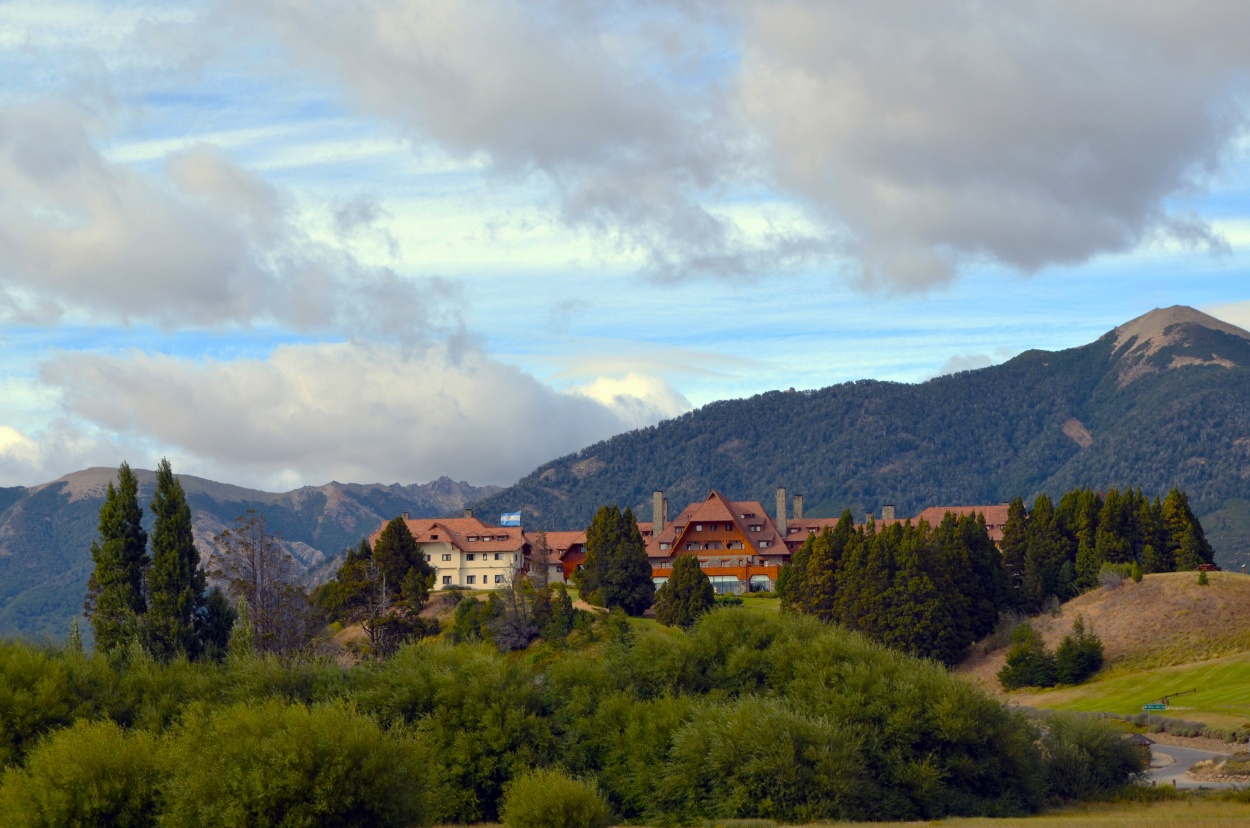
[778,511,1008,664]
[1001,486,1214,613]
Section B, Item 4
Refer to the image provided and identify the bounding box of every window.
[494,553,501,561]
[442,575,451,585]
[749,524,762,532]
[466,553,475,561]
[808,528,816,534]
[695,524,703,531]
[789,527,799,534]
[466,575,476,585]
[467,535,479,541]
[659,542,670,550]
[494,574,504,583]
[686,542,702,551]
[759,540,770,548]
[441,553,452,561]
[424,554,431,561]
[431,534,439,540]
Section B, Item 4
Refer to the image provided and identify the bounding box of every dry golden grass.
[959,572,1250,692]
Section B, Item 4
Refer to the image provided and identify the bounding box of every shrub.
[1040,712,1146,799]
[715,593,743,607]
[501,768,610,828]
[1198,569,1209,586]
[0,719,163,828]
[160,700,425,828]
[654,555,715,628]
[1099,563,1135,590]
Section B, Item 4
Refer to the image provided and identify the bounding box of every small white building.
[371,516,528,590]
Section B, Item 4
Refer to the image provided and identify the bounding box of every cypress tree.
[83,461,149,655]
[654,554,714,628]
[145,458,206,660]
[372,517,434,610]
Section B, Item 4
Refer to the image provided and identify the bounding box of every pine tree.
[198,586,236,661]
[83,461,150,655]
[372,517,434,609]
[654,554,714,628]
[1000,497,1029,607]
[145,458,206,661]
[580,505,655,615]
[66,617,84,655]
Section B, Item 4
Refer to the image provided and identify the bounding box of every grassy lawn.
[1009,650,1250,729]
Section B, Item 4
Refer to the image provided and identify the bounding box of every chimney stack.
[882,504,895,522]
[464,508,473,519]
[402,511,411,520]
[653,490,665,534]
[794,494,804,520]
[776,487,787,537]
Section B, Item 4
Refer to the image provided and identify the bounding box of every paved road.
[1148,744,1246,789]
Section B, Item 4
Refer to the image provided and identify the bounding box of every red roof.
[912,505,1011,541]
[370,516,528,553]
[646,490,787,559]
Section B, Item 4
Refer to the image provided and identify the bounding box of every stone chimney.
[776,487,787,537]
[653,490,665,534]
[794,494,804,520]
[882,504,895,522]
[402,511,411,520]
[464,508,473,519]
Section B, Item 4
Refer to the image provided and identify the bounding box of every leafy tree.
[540,584,577,643]
[83,462,149,655]
[579,505,654,616]
[227,600,254,660]
[145,459,206,661]
[654,554,714,628]
[529,530,553,591]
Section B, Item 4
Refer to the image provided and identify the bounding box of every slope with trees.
[473,307,1250,570]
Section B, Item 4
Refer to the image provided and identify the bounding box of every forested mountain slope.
[0,469,497,640]
[473,306,1250,568]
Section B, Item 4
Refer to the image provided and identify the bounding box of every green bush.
[1040,712,1146,800]
[159,700,425,828]
[1054,616,1104,685]
[501,768,610,828]
[0,719,163,828]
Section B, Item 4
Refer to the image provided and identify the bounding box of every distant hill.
[472,306,1250,568]
[958,571,1250,691]
[0,469,498,641]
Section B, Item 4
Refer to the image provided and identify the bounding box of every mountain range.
[471,306,1250,570]
[4,304,1249,642]
[0,469,497,640]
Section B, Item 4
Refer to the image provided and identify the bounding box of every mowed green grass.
[1009,651,1250,729]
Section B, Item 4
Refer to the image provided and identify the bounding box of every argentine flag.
[500,512,522,526]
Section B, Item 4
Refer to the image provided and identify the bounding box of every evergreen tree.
[998,624,1057,689]
[198,586,236,662]
[145,458,206,661]
[1074,540,1102,591]
[654,554,714,628]
[372,517,434,610]
[1000,497,1029,608]
[880,524,963,664]
[66,618,83,655]
[579,505,655,616]
[1054,616,1104,685]
[1163,489,1214,570]
[83,461,149,655]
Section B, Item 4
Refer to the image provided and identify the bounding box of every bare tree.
[529,530,552,591]
[212,510,316,656]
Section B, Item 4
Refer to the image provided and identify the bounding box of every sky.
[3,0,1250,491]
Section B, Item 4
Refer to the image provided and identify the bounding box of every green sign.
[1142,703,1167,711]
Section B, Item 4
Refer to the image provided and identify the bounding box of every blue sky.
[3,0,1250,490]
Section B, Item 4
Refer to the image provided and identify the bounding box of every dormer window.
[659,542,670,550]
[749,524,762,532]
[760,540,770,548]
[468,535,479,541]
[808,528,816,534]
[789,527,799,534]
[431,534,439,540]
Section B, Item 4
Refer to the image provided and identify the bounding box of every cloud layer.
[37,342,688,486]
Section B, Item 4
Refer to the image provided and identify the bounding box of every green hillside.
[473,307,1250,568]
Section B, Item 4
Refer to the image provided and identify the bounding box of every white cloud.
[0,101,454,339]
[37,341,685,487]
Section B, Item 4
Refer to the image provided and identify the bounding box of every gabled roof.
[369,516,528,553]
[646,490,786,558]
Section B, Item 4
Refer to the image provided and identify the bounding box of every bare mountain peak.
[1113,305,1250,355]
